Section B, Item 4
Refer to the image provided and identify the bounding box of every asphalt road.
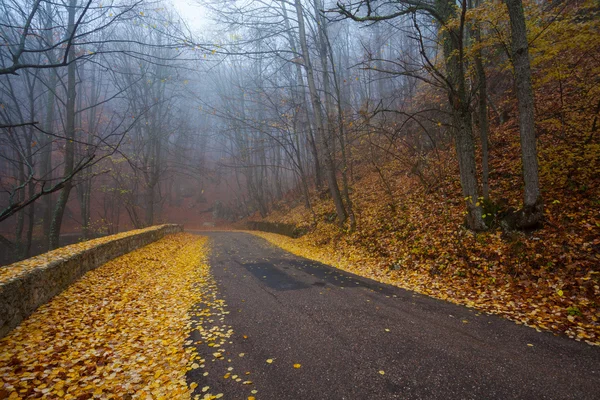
[187,231,600,400]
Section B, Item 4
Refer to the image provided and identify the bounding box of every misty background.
[2,0,593,265]
[0,0,424,259]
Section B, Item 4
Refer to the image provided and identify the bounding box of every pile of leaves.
[0,233,210,398]
[0,224,175,283]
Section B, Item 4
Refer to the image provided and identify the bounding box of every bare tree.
[336,0,487,230]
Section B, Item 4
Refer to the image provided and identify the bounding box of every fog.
[2,0,553,264]
[0,0,423,261]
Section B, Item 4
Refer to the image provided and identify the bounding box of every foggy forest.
[4,0,597,256]
[0,0,599,398]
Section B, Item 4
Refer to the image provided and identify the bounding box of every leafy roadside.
[240,0,600,347]
[249,229,599,346]
[0,233,208,399]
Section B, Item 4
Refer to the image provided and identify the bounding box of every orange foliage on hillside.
[248,1,600,344]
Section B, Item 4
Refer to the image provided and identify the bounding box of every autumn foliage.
[246,1,600,345]
[0,234,211,398]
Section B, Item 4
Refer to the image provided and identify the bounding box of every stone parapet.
[0,224,183,338]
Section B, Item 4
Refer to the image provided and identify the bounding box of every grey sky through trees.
[170,0,211,31]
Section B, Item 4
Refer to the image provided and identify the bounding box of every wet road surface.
[187,231,600,400]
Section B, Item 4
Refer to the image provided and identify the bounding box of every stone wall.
[0,224,183,339]
[244,221,306,238]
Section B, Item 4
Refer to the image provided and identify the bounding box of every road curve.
[186,231,600,400]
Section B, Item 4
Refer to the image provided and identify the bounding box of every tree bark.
[294,0,347,225]
[15,163,26,256]
[315,0,357,229]
[505,0,543,228]
[41,1,57,246]
[49,0,78,249]
[472,0,490,200]
[438,0,486,230]
[78,63,97,239]
[280,0,323,191]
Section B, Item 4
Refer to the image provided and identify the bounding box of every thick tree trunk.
[476,63,490,200]
[454,110,486,230]
[505,0,543,228]
[472,0,490,200]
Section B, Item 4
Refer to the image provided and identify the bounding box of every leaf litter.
[0,233,216,399]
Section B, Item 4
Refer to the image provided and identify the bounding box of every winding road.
[187,231,600,400]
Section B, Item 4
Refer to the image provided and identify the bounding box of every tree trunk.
[472,0,490,200]
[24,112,36,258]
[316,1,357,229]
[294,0,347,225]
[454,110,486,230]
[79,63,97,239]
[15,164,25,257]
[145,185,155,226]
[476,64,490,200]
[49,0,78,249]
[280,0,323,191]
[505,0,543,228]
[25,188,35,258]
[438,0,486,230]
[41,0,57,246]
